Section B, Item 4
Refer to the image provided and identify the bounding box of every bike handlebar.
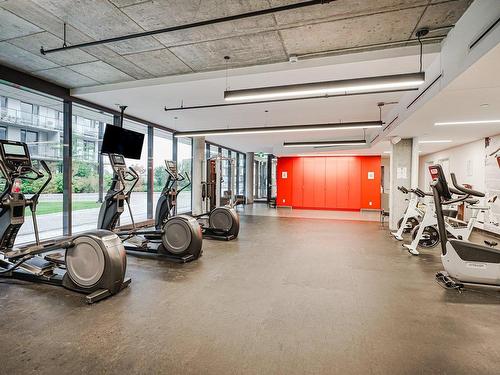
[450,173,485,198]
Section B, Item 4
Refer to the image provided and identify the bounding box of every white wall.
[419,139,487,227]
[418,139,485,192]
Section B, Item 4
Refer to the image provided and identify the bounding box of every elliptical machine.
[98,152,203,263]
[0,140,130,303]
[162,159,239,241]
[429,165,500,290]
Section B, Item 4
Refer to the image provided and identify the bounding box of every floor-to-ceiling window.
[177,138,192,213]
[153,128,173,217]
[238,153,245,196]
[221,148,229,195]
[0,83,64,243]
[116,119,149,224]
[72,104,113,233]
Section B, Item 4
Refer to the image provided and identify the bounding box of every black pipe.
[164,88,417,112]
[119,105,127,127]
[40,0,335,55]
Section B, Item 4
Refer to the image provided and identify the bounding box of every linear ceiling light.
[418,140,452,144]
[174,121,382,137]
[283,140,367,148]
[435,119,500,126]
[224,72,425,102]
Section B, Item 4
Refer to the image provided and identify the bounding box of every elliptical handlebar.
[177,171,191,194]
[29,160,53,207]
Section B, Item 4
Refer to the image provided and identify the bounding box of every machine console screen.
[112,154,125,165]
[166,161,177,173]
[3,143,27,157]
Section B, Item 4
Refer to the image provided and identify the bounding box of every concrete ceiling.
[0,0,472,88]
[73,47,439,154]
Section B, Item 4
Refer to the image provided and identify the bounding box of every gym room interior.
[0,1,499,374]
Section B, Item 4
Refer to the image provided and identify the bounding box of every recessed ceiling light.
[435,119,500,126]
[480,104,489,108]
[419,140,452,144]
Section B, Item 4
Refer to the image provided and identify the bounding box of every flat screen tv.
[101,124,144,159]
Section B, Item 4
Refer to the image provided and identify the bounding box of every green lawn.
[25,201,101,216]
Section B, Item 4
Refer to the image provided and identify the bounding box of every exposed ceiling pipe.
[40,0,335,55]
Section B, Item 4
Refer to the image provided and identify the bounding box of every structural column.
[192,137,205,215]
[245,152,254,204]
[389,138,418,230]
[410,137,419,189]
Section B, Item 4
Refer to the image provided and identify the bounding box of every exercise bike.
[0,140,130,303]
[98,153,203,263]
[404,188,489,255]
[391,186,426,240]
[429,165,500,290]
[162,159,239,241]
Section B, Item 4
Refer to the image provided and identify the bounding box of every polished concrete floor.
[1,212,499,375]
[238,202,380,221]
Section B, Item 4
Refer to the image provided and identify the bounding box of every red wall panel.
[277,156,381,211]
[348,158,361,209]
[302,158,316,208]
[360,156,381,209]
[325,158,337,208]
[292,158,303,207]
[276,157,293,206]
[313,158,326,208]
[336,158,349,209]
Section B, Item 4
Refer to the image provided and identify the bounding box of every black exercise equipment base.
[202,232,236,241]
[436,271,500,292]
[124,246,199,263]
[0,266,132,304]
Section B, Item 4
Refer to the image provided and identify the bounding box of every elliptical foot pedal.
[44,252,65,265]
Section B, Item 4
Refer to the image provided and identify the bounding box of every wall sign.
[397,167,407,179]
[367,171,375,180]
[281,171,288,179]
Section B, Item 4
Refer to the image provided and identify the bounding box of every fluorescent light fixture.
[174,121,382,137]
[418,140,452,144]
[383,151,392,154]
[283,140,367,148]
[435,119,500,126]
[224,72,425,102]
